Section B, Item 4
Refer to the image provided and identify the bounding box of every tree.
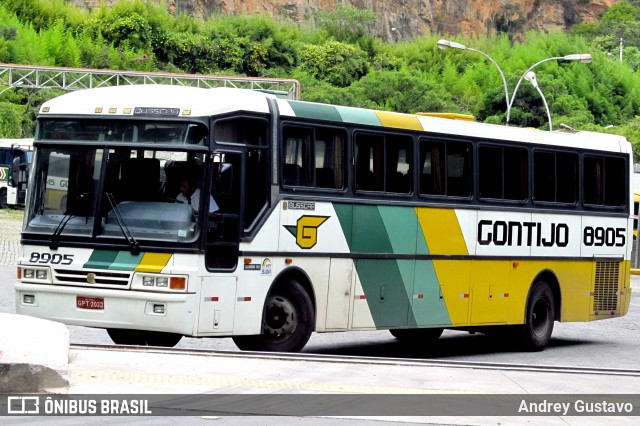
[314,4,376,44]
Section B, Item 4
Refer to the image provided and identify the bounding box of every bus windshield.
[24,144,209,244]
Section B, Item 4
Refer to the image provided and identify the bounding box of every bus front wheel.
[233,279,314,352]
[106,329,182,347]
[519,281,555,351]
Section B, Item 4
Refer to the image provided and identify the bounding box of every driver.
[176,175,219,213]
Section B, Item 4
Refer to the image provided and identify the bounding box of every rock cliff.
[70,0,618,40]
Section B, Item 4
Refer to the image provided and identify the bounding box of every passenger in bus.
[176,175,219,213]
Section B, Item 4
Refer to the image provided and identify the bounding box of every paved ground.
[0,210,21,266]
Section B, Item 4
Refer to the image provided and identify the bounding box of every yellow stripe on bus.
[416,208,470,325]
[416,207,468,255]
[134,253,172,273]
[375,111,424,131]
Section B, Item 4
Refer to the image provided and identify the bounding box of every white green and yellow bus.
[15,85,633,351]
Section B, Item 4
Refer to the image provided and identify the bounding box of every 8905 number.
[583,226,626,247]
[28,252,74,265]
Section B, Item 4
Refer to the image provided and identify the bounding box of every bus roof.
[39,85,630,155]
[39,85,273,118]
[0,138,33,148]
[277,99,630,155]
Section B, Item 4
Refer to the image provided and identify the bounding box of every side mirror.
[213,162,233,195]
[10,156,20,186]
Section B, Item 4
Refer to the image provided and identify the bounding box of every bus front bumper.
[15,282,198,336]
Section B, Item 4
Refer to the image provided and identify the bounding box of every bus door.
[205,147,270,267]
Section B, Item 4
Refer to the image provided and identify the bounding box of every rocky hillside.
[71,0,617,40]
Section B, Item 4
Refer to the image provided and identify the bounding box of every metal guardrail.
[0,63,300,100]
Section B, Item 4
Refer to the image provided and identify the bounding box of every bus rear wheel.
[233,279,314,352]
[106,329,182,347]
[390,328,444,343]
[519,280,555,351]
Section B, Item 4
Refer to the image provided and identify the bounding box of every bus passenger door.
[205,153,241,270]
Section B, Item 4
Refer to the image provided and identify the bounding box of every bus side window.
[355,134,383,192]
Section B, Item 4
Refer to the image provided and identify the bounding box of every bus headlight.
[18,267,51,283]
[134,274,188,292]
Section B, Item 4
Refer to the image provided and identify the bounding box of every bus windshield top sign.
[133,107,180,117]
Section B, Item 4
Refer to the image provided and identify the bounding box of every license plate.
[76,296,104,310]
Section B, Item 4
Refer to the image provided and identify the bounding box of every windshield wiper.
[106,193,140,255]
[49,214,74,250]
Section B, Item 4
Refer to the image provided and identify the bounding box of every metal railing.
[0,63,300,99]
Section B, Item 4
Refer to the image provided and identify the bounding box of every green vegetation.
[1,0,640,156]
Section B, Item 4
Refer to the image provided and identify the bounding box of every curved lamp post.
[506,54,592,126]
[524,71,553,131]
[437,39,510,119]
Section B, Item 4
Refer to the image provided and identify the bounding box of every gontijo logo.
[284,215,329,249]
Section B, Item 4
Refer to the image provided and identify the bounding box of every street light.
[524,71,553,131]
[437,39,510,118]
[506,54,592,126]
[391,27,402,42]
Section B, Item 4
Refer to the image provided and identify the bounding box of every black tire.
[389,328,444,343]
[0,188,7,209]
[106,329,182,347]
[519,281,555,351]
[233,279,314,352]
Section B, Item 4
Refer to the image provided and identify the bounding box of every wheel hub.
[264,295,297,340]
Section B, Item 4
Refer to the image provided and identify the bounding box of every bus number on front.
[28,252,74,265]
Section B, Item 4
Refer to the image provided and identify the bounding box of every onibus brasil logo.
[284,215,329,249]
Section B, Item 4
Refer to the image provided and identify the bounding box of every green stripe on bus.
[336,106,381,126]
[351,205,393,253]
[356,259,412,327]
[84,250,119,269]
[334,203,452,328]
[412,260,453,326]
[378,206,418,254]
[288,101,343,122]
[350,205,413,328]
[109,251,144,271]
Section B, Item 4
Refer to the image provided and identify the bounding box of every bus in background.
[634,192,639,239]
[15,85,633,352]
[0,139,33,208]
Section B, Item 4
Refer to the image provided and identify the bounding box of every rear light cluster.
[134,274,187,292]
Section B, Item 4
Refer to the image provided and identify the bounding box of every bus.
[15,85,633,352]
[0,139,33,208]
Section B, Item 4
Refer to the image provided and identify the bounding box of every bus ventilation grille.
[593,261,620,314]
[54,269,132,288]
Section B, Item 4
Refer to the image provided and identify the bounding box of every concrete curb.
[0,363,68,392]
[0,313,70,392]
